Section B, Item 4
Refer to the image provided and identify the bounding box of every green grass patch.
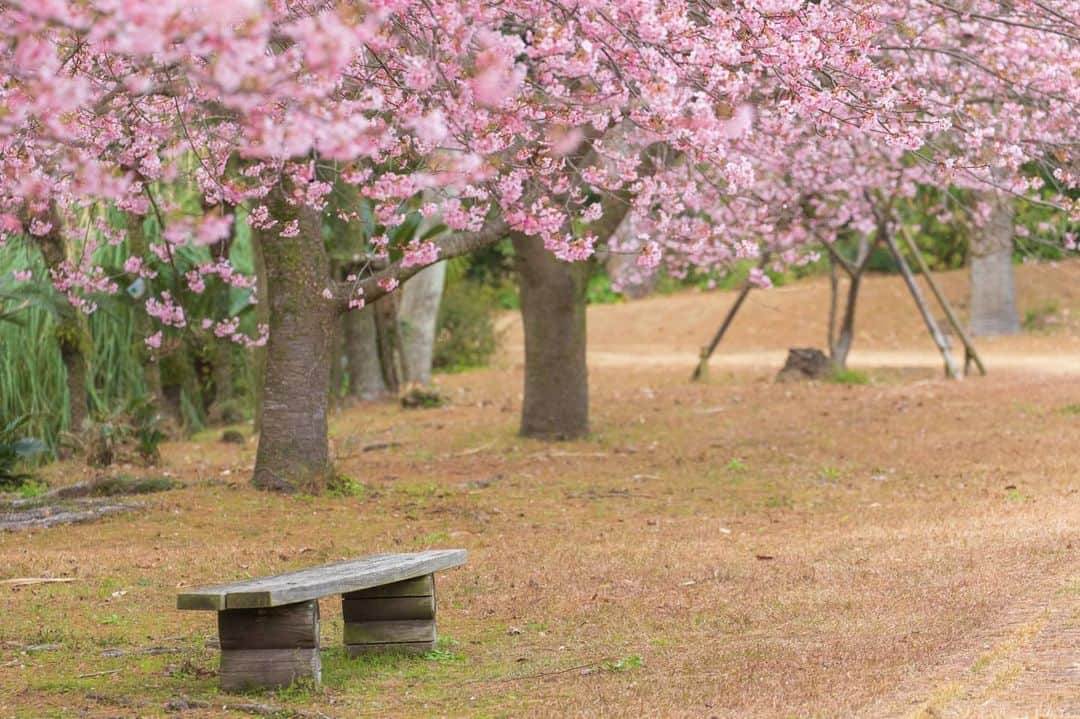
[725,457,747,473]
[828,368,870,385]
[601,655,643,673]
[1022,299,1060,331]
[327,473,368,499]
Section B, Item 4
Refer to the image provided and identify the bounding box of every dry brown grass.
[2,264,1079,718]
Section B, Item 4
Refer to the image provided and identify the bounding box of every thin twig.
[77,669,123,679]
[461,658,618,684]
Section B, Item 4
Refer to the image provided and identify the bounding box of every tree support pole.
[898,226,986,377]
[882,231,961,379]
[691,254,769,382]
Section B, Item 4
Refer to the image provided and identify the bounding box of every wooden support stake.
[827,258,839,357]
[691,254,769,382]
[898,226,986,376]
[882,231,961,379]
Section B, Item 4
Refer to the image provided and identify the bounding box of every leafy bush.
[586,268,623,304]
[433,281,499,372]
[81,398,165,468]
[0,415,47,490]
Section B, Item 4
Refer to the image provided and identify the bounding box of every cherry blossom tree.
[661,0,1078,370]
[8,0,1071,490]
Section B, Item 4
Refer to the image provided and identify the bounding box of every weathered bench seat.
[177,549,466,691]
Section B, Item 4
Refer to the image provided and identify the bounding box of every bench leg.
[217,600,321,692]
[342,574,437,656]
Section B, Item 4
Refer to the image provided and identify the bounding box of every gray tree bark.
[373,293,403,394]
[824,235,877,371]
[397,261,446,386]
[58,338,89,434]
[969,194,1020,335]
[512,233,590,440]
[250,227,270,434]
[604,214,658,299]
[252,188,335,494]
[343,305,390,401]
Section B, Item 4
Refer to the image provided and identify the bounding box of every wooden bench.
[177,549,466,691]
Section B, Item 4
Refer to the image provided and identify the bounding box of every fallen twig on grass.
[221,703,278,717]
[101,646,184,657]
[461,658,618,684]
[0,577,78,587]
[458,441,496,456]
[362,441,401,452]
[77,669,123,678]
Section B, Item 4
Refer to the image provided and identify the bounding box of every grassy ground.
[2,264,1079,718]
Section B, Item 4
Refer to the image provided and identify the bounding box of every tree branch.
[336,218,509,312]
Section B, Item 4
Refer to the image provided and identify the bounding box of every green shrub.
[433,281,499,372]
[82,397,166,468]
[0,415,47,490]
[586,268,623,304]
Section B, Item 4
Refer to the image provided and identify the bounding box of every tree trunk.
[206,340,237,424]
[344,305,390,400]
[512,233,589,439]
[329,315,346,410]
[203,208,240,425]
[605,214,659,299]
[250,227,270,434]
[827,260,839,357]
[969,194,1020,335]
[831,271,862,371]
[126,214,175,431]
[398,261,446,386]
[373,293,403,394]
[824,235,877,372]
[58,334,88,433]
[252,192,335,494]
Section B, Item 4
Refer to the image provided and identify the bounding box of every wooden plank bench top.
[177,549,466,611]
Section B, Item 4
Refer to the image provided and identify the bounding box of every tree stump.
[775,348,831,382]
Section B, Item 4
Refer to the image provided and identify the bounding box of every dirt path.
[871,575,1080,718]
[579,349,1080,375]
[498,260,1080,379]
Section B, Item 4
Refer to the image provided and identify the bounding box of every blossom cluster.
[0,0,1075,341]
